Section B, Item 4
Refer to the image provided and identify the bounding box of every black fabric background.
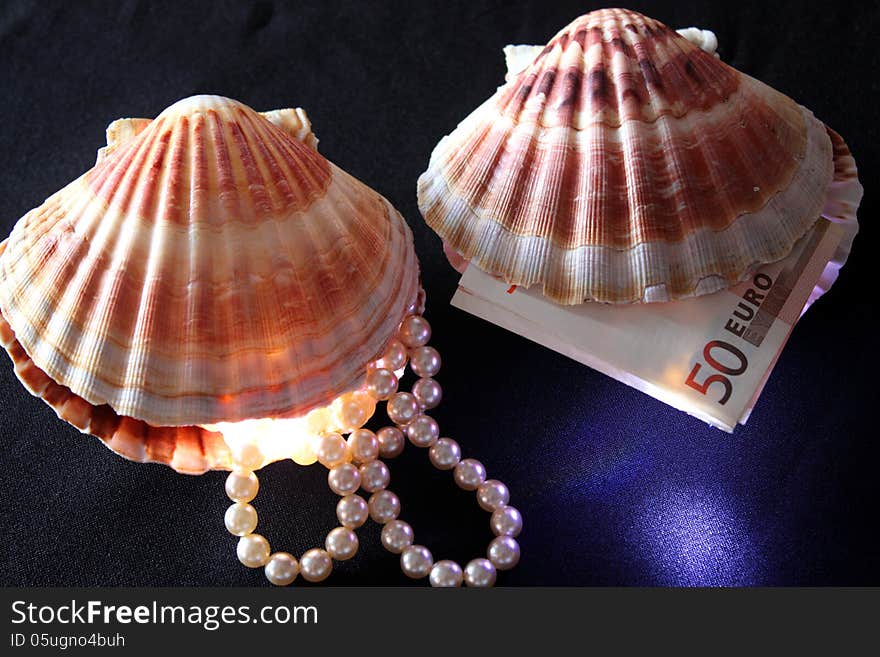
[0,0,877,586]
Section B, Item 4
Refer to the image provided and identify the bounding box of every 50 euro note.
[451,219,844,432]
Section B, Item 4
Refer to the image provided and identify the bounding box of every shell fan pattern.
[0,95,420,473]
[418,8,859,305]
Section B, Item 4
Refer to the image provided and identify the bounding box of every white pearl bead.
[359,460,390,492]
[315,433,349,468]
[409,346,441,378]
[365,367,398,400]
[405,415,440,448]
[454,458,486,490]
[290,435,318,466]
[380,340,408,371]
[376,426,405,458]
[338,399,369,431]
[368,490,401,524]
[325,527,359,561]
[336,494,369,528]
[477,479,510,512]
[400,544,433,579]
[428,438,461,470]
[237,534,271,568]
[233,444,264,471]
[412,378,442,410]
[490,506,523,537]
[399,315,431,348]
[224,502,258,536]
[464,558,497,587]
[225,470,259,502]
[328,463,361,496]
[299,549,333,583]
[347,429,379,464]
[264,552,299,586]
[488,536,520,570]
[429,560,463,587]
[387,392,419,425]
[380,520,414,553]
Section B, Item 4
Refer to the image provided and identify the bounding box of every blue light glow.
[632,487,759,586]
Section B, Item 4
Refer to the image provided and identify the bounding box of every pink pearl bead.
[412,378,442,410]
[454,458,486,490]
[377,426,405,458]
[399,315,431,348]
[328,463,361,496]
[477,479,510,511]
[387,392,419,425]
[365,367,398,400]
[380,340,408,371]
[405,415,440,448]
[409,346,441,378]
[347,429,379,464]
[359,460,390,492]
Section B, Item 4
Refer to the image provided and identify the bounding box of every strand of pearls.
[374,314,522,586]
[222,310,521,587]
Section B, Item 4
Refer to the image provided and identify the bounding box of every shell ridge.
[1,96,422,429]
[419,106,831,304]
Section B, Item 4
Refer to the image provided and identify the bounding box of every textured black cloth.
[0,0,877,586]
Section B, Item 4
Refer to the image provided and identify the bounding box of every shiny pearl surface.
[488,536,521,570]
[428,438,461,470]
[477,480,510,512]
[264,552,299,586]
[315,434,349,468]
[368,490,401,523]
[233,444,263,471]
[365,367,398,400]
[381,340,408,371]
[405,415,440,448]
[338,399,368,431]
[300,549,333,583]
[325,527,359,561]
[328,463,361,496]
[347,429,379,464]
[430,560,463,587]
[290,435,318,466]
[237,534,271,568]
[409,346,441,378]
[490,506,523,537]
[387,392,419,425]
[454,458,486,490]
[336,494,369,528]
[399,315,431,348]
[359,460,390,493]
[401,545,433,579]
[224,502,258,536]
[376,426,405,458]
[412,378,442,410]
[225,470,259,503]
[380,520,414,553]
[464,558,497,587]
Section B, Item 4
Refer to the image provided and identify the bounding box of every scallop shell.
[417,8,843,304]
[0,95,419,472]
[808,126,862,312]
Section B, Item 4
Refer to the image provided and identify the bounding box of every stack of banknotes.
[452,219,843,432]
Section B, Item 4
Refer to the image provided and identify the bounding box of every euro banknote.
[451,219,844,432]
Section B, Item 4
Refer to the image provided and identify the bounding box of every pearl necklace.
[222,312,522,586]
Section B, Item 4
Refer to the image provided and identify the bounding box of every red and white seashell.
[418,8,859,305]
[0,95,419,473]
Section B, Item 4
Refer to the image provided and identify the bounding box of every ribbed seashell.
[418,8,846,304]
[808,126,862,312]
[0,95,419,472]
